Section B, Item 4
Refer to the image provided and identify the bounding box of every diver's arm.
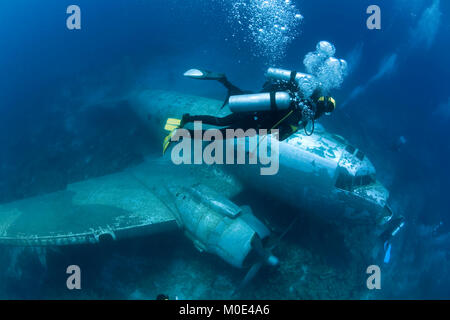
[218,76,251,109]
[184,68,241,93]
[218,77,247,96]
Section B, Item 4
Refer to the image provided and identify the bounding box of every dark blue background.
[0,0,449,298]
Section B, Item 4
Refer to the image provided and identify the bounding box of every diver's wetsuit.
[183,77,324,141]
[184,108,301,141]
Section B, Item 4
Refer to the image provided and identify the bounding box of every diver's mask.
[318,96,336,115]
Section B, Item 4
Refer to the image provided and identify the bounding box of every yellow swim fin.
[162,132,174,155]
[162,118,182,155]
[164,118,181,131]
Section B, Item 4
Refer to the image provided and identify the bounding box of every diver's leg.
[183,113,241,127]
[164,113,242,154]
[180,112,259,142]
[184,127,229,140]
[185,126,257,140]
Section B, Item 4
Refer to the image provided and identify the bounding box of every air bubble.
[303,41,348,93]
[316,41,335,57]
[227,0,303,64]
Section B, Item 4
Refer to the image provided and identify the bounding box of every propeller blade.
[233,262,263,296]
[269,216,300,250]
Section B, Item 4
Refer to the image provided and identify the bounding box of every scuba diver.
[163,67,337,154]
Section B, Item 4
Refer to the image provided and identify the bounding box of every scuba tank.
[265,68,318,98]
[266,67,314,83]
[228,92,292,113]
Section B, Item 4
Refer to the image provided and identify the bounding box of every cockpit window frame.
[335,168,376,192]
[356,150,365,161]
[345,145,356,155]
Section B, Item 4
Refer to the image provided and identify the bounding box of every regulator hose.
[304,119,315,136]
[301,106,315,136]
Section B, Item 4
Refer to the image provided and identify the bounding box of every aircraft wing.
[0,158,242,246]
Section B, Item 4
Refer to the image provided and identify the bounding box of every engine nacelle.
[169,184,270,268]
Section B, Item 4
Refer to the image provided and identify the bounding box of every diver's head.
[317,96,336,114]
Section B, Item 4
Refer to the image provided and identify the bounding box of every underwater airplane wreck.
[0,75,405,279]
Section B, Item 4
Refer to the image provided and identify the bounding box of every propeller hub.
[267,255,279,267]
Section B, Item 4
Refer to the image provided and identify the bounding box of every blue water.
[0,0,449,299]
